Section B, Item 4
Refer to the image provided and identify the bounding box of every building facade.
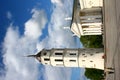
[28,48,104,70]
[66,0,103,37]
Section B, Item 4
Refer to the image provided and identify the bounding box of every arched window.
[70,53,76,55]
[55,53,63,55]
[44,58,50,61]
[55,59,63,62]
[69,60,76,62]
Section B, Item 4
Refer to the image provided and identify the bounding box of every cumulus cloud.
[2,9,47,80]
[6,11,12,20]
[24,9,47,39]
[51,0,63,5]
[3,26,39,80]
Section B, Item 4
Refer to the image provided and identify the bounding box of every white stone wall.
[78,48,104,70]
[70,0,103,37]
[50,49,64,67]
[40,48,104,70]
[63,49,79,67]
[79,0,103,9]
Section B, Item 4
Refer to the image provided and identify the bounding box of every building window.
[90,54,93,56]
[90,60,93,62]
[82,60,85,62]
[44,58,50,61]
[70,53,76,55]
[82,54,85,55]
[69,60,76,62]
[43,52,47,55]
[55,59,63,62]
[55,53,63,55]
[77,3,80,6]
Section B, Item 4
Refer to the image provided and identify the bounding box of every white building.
[66,0,103,37]
[79,0,103,9]
[28,48,104,70]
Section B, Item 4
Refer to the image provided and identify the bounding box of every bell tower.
[28,48,104,70]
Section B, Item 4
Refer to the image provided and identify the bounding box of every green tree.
[85,68,104,80]
[80,35,103,48]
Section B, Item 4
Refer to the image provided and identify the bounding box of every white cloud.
[24,9,47,39]
[6,11,12,20]
[2,9,47,80]
[3,26,39,80]
[51,0,63,5]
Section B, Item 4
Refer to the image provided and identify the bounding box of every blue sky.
[0,0,88,80]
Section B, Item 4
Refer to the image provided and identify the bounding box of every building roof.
[70,0,78,28]
[70,0,82,37]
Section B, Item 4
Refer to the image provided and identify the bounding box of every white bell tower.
[28,48,104,70]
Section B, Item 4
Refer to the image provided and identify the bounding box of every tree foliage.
[80,35,103,48]
[85,68,104,80]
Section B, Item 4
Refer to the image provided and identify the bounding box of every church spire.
[27,51,42,62]
[27,55,37,57]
